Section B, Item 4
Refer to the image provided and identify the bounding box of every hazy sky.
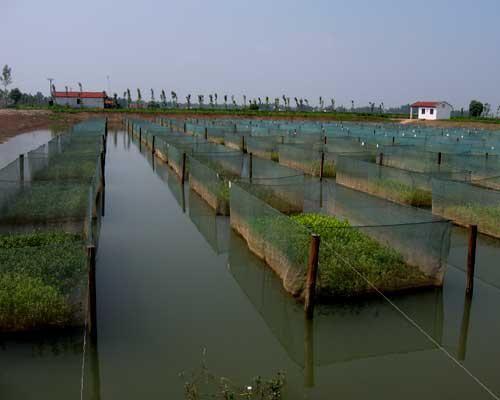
[2,0,499,108]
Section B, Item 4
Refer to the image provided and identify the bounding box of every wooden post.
[181,152,187,183]
[139,127,142,142]
[100,151,105,187]
[486,152,489,160]
[204,127,208,140]
[304,234,320,319]
[466,225,477,297]
[319,152,325,181]
[105,117,108,136]
[242,135,246,152]
[19,154,24,182]
[152,136,156,154]
[281,135,284,144]
[323,135,327,145]
[183,122,187,133]
[437,151,442,165]
[87,245,97,338]
[458,295,472,361]
[379,152,384,166]
[392,136,395,144]
[304,316,315,387]
[249,152,253,182]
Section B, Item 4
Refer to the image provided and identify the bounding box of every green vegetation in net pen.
[30,155,99,181]
[293,214,432,298]
[0,231,87,332]
[1,183,89,224]
[247,213,432,299]
[439,203,500,238]
[372,179,432,207]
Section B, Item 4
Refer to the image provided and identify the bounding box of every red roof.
[54,91,106,99]
[411,101,440,108]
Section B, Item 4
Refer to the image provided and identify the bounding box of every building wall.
[418,107,437,120]
[436,103,452,120]
[54,97,104,108]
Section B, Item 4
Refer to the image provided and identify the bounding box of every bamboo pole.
[304,234,320,319]
[249,152,253,182]
[466,224,478,297]
[181,152,187,183]
[19,154,24,182]
[319,152,325,181]
[87,245,97,338]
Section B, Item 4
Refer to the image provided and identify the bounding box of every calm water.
[1,130,499,399]
[0,129,54,168]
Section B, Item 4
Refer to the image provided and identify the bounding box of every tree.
[171,91,177,107]
[186,94,191,109]
[9,88,22,105]
[294,97,299,109]
[243,95,247,107]
[198,94,204,107]
[0,65,12,97]
[209,94,214,108]
[214,93,218,106]
[369,102,375,113]
[78,82,83,92]
[160,90,166,106]
[483,103,491,117]
[469,100,483,117]
[224,94,228,109]
[231,95,236,107]
[282,95,287,110]
[274,97,280,111]
[126,89,131,106]
[137,88,142,104]
[351,100,355,112]
[150,88,155,102]
[330,98,335,111]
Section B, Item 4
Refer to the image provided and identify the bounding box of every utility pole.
[47,78,54,98]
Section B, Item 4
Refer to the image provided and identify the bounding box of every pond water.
[1,130,499,399]
[0,129,54,169]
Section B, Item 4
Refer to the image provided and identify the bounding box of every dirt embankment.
[1,109,499,144]
[0,110,85,143]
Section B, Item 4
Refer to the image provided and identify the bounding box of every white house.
[410,101,453,120]
[53,91,106,108]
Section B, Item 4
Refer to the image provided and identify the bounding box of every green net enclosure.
[229,182,311,297]
[432,178,500,238]
[224,132,246,151]
[278,144,333,177]
[0,231,88,332]
[322,183,451,292]
[188,153,243,215]
[188,190,230,254]
[246,136,281,161]
[228,230,443,367]
[336,155,470,207]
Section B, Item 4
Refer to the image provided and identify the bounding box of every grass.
[372,179,432,207]
[247,213,430,298]
[0,231,86,331]
[31,153,98,181]
[1,182,89,224]
[443,204,500,238]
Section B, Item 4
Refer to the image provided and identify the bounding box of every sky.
[1,0,500,109]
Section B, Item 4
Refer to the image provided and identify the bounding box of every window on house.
[430,108,434,115]
[77,98,81,105]
[421,108,426,114]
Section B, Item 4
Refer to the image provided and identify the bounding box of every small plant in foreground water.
[180,350,285,399]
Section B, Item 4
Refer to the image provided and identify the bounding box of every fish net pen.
[246,136,282,161]
[0,231,88,332]
[277,144,335,177]
[0,120,105,332]
[228,230,444,368]
[336,154,470,207]
[224,131,246,151]
[230,180,450,301]
[188,190,230,254]
[432,178,500,238]
[188,152,244,215]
